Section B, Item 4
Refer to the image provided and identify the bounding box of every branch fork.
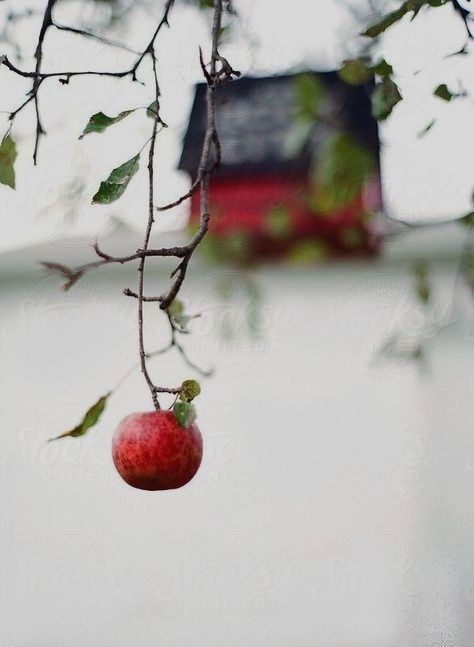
[30,0,229,408]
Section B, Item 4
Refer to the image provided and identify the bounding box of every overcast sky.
[0,0,473,254]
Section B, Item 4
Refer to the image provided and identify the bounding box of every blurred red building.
[179,72,382,262]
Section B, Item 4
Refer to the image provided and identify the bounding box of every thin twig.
[31,0,57,164]
[37,0,227,409]
[111,345,183,395]
[3,0,175,82]
[3,0,175,152]
[137,50,162,410]
[155,176,201,211]
[2,55,133,80]
[131,0,175,79]
[154,386,181,394]
[132,0,228,404]
[52,22,141,54]
[40,244,186,291]
[155,4,240,214]
[158,0,239,310]
[174,338,213,377]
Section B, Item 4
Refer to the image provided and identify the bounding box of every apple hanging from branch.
[49,380,203,491]
[112,380,203,491]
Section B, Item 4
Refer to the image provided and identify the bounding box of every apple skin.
[112,410,203,491]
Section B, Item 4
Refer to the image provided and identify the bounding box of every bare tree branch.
[31,0,57,164]
[52,22,140,54]
[31,0,230,408]
[158,0,240,311]
[40,244,186,290]
[137,51,162,409]
[3,0,176,154]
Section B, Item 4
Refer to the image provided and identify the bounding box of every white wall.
[1,251,473,646]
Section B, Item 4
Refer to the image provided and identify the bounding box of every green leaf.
[314,132,374,209]
[338,58,373,86]
[166,299,198,332]
[146,100,159,118]
[92,154,140,205]
[434,83,454,101]
[338,58,393,86]
[287,239,329,264]
[293,74,326,122]
[167,299,184,317]
[371,59,393,77]
[79,110,134,138]
[464,251,474,293]
[219,25,231,40]
[363,0,446,37]
[371,79,402,120]
[265,207,292,239]
[412,260,431,305]
[48,393,110,442]
[458,211,474,229]
[179,379,201,402]
[416,282,431,304]
[196,228,254,266]
[418,119,436,137]
[173,401,197,428]
[0,134,17,189]
[363,4,411,37]
[284,119,314,158]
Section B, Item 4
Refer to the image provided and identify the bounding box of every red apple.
[112,410,203,491]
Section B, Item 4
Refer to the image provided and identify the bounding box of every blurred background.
[0,0,473,645]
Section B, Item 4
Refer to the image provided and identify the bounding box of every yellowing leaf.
[0,135,17,189]
[338,58,373,86]
[48,393,110,441]
[179,380,201,402]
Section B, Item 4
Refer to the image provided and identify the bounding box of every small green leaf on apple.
[173,401,197,428]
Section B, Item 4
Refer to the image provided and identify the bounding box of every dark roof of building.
[178,72,380,178]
